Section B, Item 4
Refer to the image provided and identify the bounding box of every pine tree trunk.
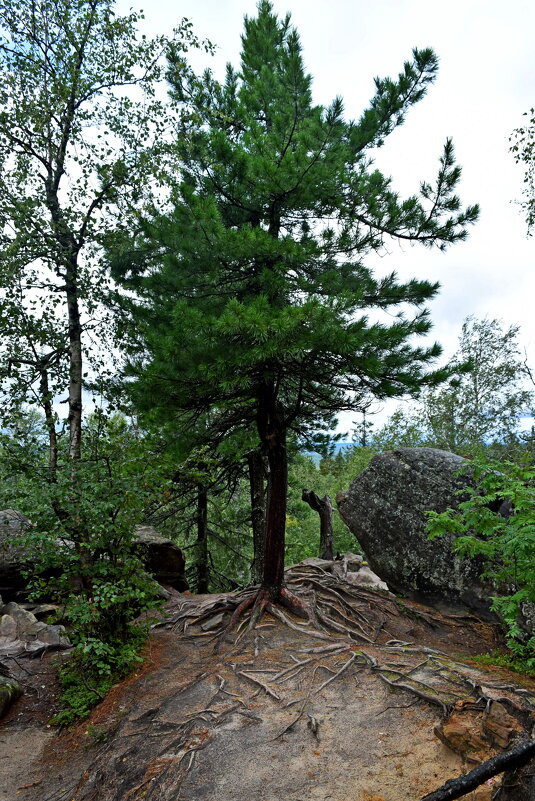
[196,484,209,593]
[256,380,288,593]
[262,439,287,591]
[301,490,334,560]
[248,448,266,584]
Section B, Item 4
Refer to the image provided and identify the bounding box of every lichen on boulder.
[0,671,22,718]
[336,447,495,616]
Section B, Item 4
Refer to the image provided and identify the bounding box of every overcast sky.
[119,0,534,430]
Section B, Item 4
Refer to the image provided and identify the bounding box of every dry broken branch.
[419,739,535,801]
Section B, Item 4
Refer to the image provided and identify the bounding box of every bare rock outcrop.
[133,526,188,591]
[336,448,495,616]
[0,510,33,598]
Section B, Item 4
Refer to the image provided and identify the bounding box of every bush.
[427,457,535,667]
[0,412,165,722]
[51,624,147,726]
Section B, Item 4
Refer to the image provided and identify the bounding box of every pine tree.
[116,1,478,619]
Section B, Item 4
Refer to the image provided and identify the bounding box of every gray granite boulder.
[0,598,71,657]
[133,526,188,591]
[0,510,33,597]
[336,448,495,617]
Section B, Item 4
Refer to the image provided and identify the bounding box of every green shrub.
[51,623,147,727]
[427,457,535,667]
[471,649,535,678]
[1,412,164,723]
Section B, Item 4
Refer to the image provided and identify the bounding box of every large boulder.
[0,597,71,658]
[0,512,188,598]
[336,448,495,617]
[0,510,33,598]
[133,526,188,591]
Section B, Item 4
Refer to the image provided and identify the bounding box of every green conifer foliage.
[116,1,478,602]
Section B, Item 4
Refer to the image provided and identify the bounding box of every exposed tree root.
[218,584,318,645]
[161,563,506,665]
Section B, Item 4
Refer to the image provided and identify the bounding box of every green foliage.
[156,477,253,593]
[423,317,533,454]
[471,650,535,678]
[84,724,113,744]
[372,317,534,458]
[51,624,146,726]
[370,407,428,452]
[510,107,535,233]
[0,0,205,450]
[427,457,535,663]
[120,16,478,433]
[202,485,253,588]
[0,411,165,721]
[286,448,373,563]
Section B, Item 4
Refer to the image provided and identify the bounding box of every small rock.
[340,553,364,571]
[0,614,17,641]
[483,701,523,748]
[201,613,225,632]
[438,717,488,756]
[343,566,390,592]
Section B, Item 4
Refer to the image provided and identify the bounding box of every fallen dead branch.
[419,739,535,801]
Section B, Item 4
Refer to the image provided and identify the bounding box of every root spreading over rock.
[7,564,535,801]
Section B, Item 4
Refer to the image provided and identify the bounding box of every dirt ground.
[1,570,535,801]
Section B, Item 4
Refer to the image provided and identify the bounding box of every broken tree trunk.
[301,489,334,560]
[419,739,535,801]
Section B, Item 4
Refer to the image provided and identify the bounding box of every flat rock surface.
[1,567,534,801]
[0,727,53,801]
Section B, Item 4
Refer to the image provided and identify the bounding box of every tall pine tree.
[115,1,479,619]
